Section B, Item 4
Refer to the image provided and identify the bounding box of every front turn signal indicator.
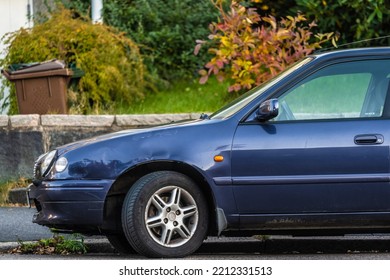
[214,155,224,162]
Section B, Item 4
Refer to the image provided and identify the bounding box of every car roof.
[312,47,390,60]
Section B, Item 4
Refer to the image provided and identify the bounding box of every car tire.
[106,233,137,254]
[121,171,209,258]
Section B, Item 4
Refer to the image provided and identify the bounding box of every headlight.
[55,157,68,173]
[40,150,57,176]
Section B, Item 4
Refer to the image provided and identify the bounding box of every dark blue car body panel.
[29,47,390,236]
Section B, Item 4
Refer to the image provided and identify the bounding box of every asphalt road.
[0,207,52,242]
[2,207,390,260]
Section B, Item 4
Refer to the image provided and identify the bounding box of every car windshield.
[210,57,313,119]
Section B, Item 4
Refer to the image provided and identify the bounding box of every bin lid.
[7,59,66,74]
[1,68,73,81]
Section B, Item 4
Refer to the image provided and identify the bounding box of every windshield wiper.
[200,113,210,120]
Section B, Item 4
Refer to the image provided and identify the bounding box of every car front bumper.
[28,179,114,233]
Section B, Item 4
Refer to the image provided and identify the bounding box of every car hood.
[56,118,203,156]
[51,117,234,180]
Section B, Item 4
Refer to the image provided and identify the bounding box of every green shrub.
[0,7,147,114]
[63,0,217,83]
[227,0,390,47]
[294,0,390,46]
[101,0,219,82]
[196,0,337,92]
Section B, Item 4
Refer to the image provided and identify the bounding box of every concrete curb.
[1,113,205,129]
[2,235,390,256]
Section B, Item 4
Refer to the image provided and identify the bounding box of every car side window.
[274,60,390,121]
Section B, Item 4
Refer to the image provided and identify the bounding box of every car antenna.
[315,34,390,53]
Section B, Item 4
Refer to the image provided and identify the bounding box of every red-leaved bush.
[195,0,338,92]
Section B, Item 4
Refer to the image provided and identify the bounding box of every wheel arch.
[102,160,219,236]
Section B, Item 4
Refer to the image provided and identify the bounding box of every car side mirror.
[256,99,279,121]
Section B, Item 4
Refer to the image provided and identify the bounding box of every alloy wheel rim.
[144,185,199,248]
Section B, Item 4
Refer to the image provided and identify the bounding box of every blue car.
[28,47,390,258]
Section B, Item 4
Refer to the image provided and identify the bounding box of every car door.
[231,58,390,229]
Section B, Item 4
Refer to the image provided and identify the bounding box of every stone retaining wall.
[0,113,201,180]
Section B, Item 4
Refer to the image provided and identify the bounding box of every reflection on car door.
[232,59,390,230]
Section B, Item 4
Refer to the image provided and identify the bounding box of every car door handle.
[354,134,384,145]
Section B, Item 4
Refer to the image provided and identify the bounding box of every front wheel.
[121,171,209,258]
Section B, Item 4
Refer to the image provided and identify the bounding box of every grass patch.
[0,177,31,206]
[9,234,88,255]
[114,78,236,114]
